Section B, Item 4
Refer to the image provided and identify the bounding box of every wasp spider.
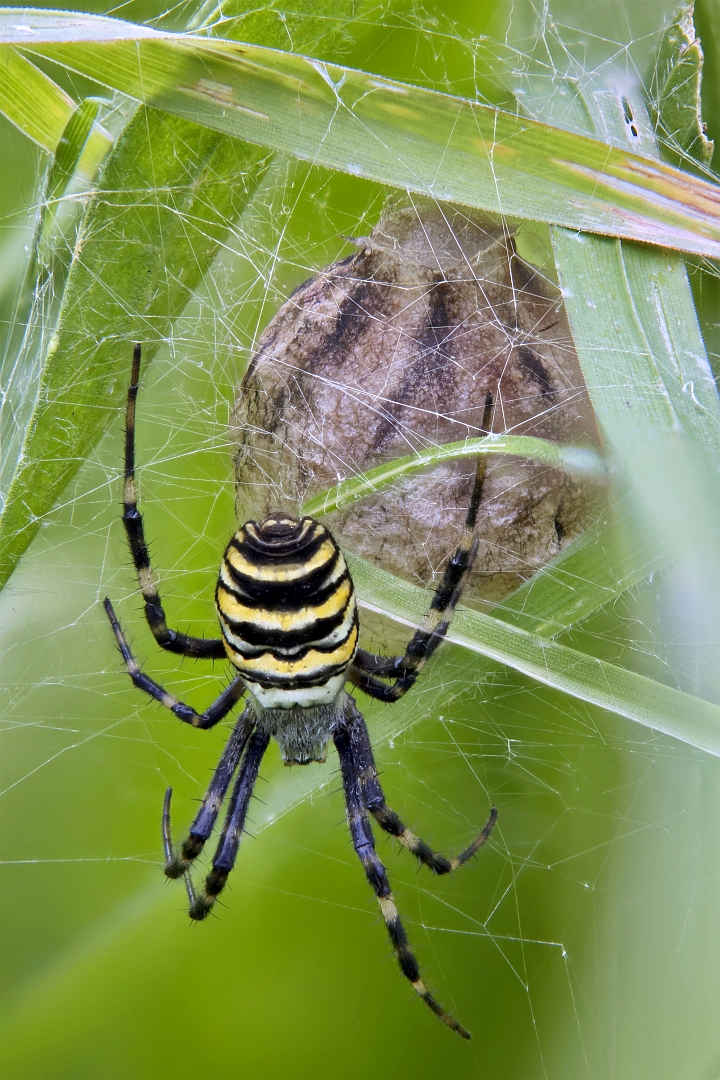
[105,344,497,1039]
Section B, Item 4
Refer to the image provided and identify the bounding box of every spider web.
[1,3,719,1078]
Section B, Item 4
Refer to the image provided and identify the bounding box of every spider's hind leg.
[346,698,497,874]
[371,800,497,874]
[334,720,471,1039]
[187,727,270,921]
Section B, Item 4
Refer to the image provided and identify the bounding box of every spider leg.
[163,789,202,911]
[188,727,270,921]
[351,394,494,704]
[345,699,497,874]
[105,597,244,729]
[334,722,471,1039]
[163,703,255,881]
[122,343,225,660]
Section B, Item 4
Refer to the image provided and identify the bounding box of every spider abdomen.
[216,513,358,710]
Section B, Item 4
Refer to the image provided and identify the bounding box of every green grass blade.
[650,5,714,167]
[2,9,720,258]
[301,435,605,518]
[491,495,672,637]
[0,106,271,591]
[0,0,358,594]
[1,97,114,513]
[0,43,73,150]
[35,97,113,267]
[348,553,720,757]
[45,97,101,201]
[552,229,720,453]
[544,90,720,705]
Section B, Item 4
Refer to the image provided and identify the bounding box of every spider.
[105,343,497,1039]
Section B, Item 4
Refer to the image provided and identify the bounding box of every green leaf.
[46,97,101,202]
[553,228,720,449]
[651,3,714,166]
[548,100,720,653]
[35,97,112,271]
[0,43,73,150]
[187,0,358,54]
[2,9,720,258]
[492,495,673,637]
[0,106,271,591]
[348,552,720,758]
[301,435,605,518]
[1,96,115,519]
[542,81,720,706]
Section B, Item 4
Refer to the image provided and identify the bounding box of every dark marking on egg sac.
[518,346,554,395]
[232,198,600,611]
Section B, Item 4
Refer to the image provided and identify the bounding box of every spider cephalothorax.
[105,344,497,1039]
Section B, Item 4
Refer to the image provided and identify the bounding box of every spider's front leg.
[104,598,244,729]
[351,393,495,704]
[121,343,226,661]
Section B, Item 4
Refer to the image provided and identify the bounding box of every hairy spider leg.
[163,703,255,879]
[351,393,494,703]
[334,722,471,1039]
[188,728,271,921]
[162,789,198,911]
[104,598,245,729]
[121,343,225,660]
[345,699,497,874]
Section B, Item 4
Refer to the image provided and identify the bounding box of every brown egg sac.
[232,197,600,620]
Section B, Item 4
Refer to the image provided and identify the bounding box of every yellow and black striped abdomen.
[216,514,358,709]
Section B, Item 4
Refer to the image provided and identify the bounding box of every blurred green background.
[1,3,720,1078]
